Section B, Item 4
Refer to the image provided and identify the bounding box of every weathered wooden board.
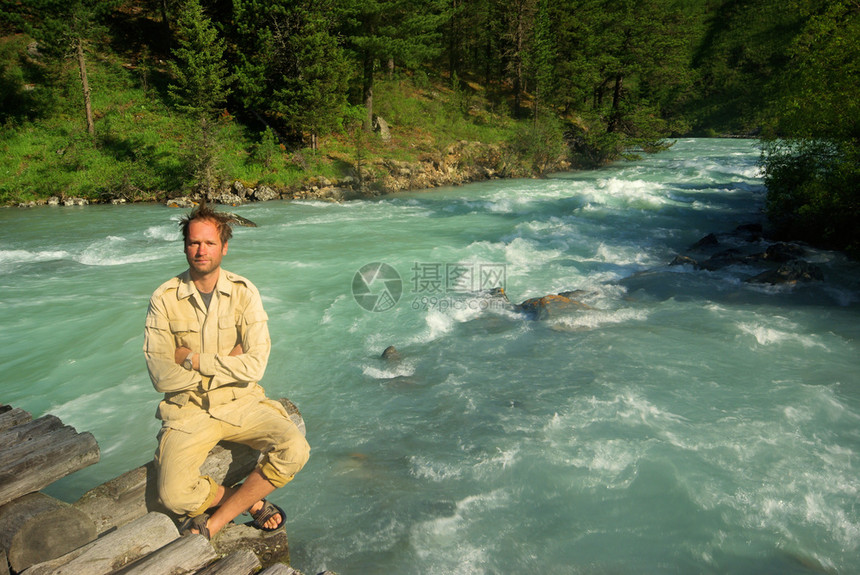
[21,512,179,575]
[0,406,32,433]
[0,417,100,507]
[113,535,216,575]
[195,549,261,575]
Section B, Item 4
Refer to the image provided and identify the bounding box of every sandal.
[250,499,286,532]
[181,512,212,540]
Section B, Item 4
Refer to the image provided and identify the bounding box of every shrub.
[762,138,860,256]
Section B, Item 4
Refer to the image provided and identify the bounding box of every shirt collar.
[176,269,234,299]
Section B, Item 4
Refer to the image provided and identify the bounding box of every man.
[143,204,310,538]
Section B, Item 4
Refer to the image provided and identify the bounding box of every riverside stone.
[373,115,391,141]
[254,185,280,201]
[517,293,591,320]
[747,260,824,285]
[167,197,197,208]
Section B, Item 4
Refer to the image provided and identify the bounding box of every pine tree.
[168,0,232,191]
[232,0,349,149]
[528,0,554,124]
[341,0,444,131]
[168,0,231,118]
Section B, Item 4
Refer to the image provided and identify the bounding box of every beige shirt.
[144,269,271,429]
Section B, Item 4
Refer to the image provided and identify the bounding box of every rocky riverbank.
[14,140,545,209]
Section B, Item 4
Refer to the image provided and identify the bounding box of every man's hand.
[175,347,192,365]
[175,344,243,370]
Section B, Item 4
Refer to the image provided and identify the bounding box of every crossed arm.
[174,343,243,370]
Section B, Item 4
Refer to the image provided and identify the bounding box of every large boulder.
[516,293,591,320]
[253,185,280,202]
[166,197,197,208]
[763,242,807,263]
[373,115,391,142]
[747,260,824,285]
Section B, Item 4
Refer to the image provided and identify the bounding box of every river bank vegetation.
[0,0,857,254]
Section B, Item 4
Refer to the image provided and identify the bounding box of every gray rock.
[166,197,196,208]
[380,346,401,361]
[516,293,591,320]
[747,260,824,285]
[212,193,244,205]
[373,115,391,141]
[232,180,248,198]
[763,242,807,263]
[253,185,280,201]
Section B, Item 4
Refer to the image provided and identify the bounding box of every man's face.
[185,219,228,277]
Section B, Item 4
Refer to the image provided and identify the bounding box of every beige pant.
[154,397,310,516]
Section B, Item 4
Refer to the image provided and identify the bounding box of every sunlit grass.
[0,48,525,205]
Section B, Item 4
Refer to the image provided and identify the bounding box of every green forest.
[1,0,857,254]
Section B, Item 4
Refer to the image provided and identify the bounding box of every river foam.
[3,139,859,574]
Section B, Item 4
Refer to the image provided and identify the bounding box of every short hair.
[180,204,234,244]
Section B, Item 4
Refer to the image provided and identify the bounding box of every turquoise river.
[2,139,860,574]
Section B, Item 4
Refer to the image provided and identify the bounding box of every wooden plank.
[0,415,65,450]
[0,428,99,507]
[0,406,32,433]
[21,512,179,575]
[195,549,260,575]
[113,535,216,575]
[73,463,156,535]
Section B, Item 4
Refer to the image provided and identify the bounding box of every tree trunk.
[363,52,374,132]
[449,0,459,82]
[0,416,100,507]
[75,37,95,136]
[114,534,216,575]
[160,0,172,48]
[0,493,97,573]
[608,73,623,133]
[21,512,179,575]
[195,549,260,575]
[0,406,31,432]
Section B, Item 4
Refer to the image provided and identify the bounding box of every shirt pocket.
[218,315,240,349]
[168,320,200,349]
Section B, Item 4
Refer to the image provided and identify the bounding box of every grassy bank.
[0,37,531,206]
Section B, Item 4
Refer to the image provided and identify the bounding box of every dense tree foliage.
[758,0,859,255]
[231,0,349,147]
[2,0,121,135]
[168,0,232,190]
[1,0,857,252]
